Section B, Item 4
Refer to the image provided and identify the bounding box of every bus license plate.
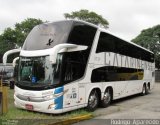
[25,104,33,110]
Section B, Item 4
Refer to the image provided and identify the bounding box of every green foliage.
[15,18,43,46]
[0,18,43,62]
[0,18,43,50]
[0,28,17,54]
[132,25,160,69]
[64,9,109,28]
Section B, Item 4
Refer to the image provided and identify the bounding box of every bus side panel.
[63,83,78,110]
[78,83,86,106]
[113,81,128,99]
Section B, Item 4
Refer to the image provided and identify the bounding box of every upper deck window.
[23,21,73,50]
[67,23,97,47]
[23,21,97,51]
[96,32,154,62]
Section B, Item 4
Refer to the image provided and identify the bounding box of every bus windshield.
[18,56,61,88]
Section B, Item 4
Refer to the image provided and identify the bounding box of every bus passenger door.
[78,83,86,106]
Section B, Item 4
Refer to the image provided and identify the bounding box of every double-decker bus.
[3,20,155,113]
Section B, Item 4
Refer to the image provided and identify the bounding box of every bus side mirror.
[12,57,19,68]
[12,57,19,80]
[49,44,88,64]
[14,63,19,80]
[3,48,21,65]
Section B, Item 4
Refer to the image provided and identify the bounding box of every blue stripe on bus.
[54,86,64,110]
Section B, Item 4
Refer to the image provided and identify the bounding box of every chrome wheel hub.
[89,94,97,108]
[103,92,111,104]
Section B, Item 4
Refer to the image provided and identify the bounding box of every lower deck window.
[91,66,144,83]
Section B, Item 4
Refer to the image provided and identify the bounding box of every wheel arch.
[86,87,102,103]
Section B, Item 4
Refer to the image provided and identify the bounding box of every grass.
[0,87,91,125]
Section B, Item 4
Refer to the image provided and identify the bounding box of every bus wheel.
[87,90,99,112]
[141,84,146,96]
[100,88,112,108]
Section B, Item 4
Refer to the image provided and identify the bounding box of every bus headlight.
[43,92,63,101]
[43,95,54,101]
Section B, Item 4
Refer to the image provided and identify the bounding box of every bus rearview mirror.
[49,44,88,64]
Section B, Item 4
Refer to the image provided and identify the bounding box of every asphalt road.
[74,83,160,125]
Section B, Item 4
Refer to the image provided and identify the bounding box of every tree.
[132,25,160,69]
[0,18,43,63]
[14,18,43,46]
[0,28,16,54]
[0,18,43,49]
[64,9,109,28]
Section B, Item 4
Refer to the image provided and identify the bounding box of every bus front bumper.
[14,95,63,114]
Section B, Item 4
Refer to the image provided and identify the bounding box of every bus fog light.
[48,103,56,109]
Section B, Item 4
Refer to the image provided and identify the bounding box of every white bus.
[3,20,155,113]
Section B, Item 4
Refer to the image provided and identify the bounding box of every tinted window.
[96,33,116,53]
[96,32,154,62]
[23,21,97,51]
[23,21,73,50]
[91,66,144,83]
[67,23,97,47]
[59,50,89,84]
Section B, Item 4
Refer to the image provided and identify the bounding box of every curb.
[48,114,93,125]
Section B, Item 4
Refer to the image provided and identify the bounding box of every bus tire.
[100,88,112,108]
[87,90,99,112]
[141,84,146,96]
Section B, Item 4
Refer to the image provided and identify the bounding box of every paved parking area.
[74,83,160,125]
[97,83,160,119]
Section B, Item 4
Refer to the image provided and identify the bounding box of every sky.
[0,0,160,41]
